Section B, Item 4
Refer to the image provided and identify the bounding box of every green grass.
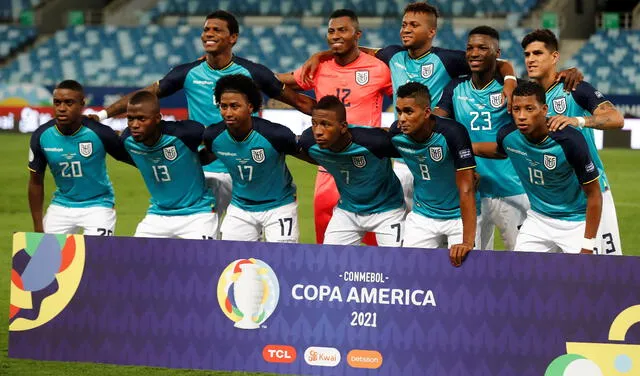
[1,133,639,375]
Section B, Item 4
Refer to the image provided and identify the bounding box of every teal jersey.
[299,125,404,214]
[438,76,524,198]
[121,120,214,216]
[28,119,131,208]
[376,46,469,109]
[203,117,297,212]
[158,56,284,173]
[545,81,610,191]
[497,125,600,221]
[389,116,476,219]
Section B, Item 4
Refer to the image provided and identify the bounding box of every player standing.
[298,96,405,246]
[277,9,393,245]
[202,75,305,242]
[434,27,528,250]
[474,82,602,254]
[92,10,315,234]
[390,82,476,267]
[521,29,624,255]
[28,80,132,235]
[121,92,216,239]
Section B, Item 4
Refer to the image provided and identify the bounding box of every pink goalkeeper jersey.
[294,52,393,127]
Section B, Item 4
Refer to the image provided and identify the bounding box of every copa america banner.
[8,233,640,375]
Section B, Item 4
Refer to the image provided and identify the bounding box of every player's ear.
[551,50,560,64]
[542,103,548,113]
[229,32,238,46]
[496,47,501,59]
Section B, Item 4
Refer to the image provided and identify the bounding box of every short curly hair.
[214,74,263,110]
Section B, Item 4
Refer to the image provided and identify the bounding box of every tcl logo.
[263,345,297,363]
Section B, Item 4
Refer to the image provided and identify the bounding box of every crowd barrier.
[8,232,640,375]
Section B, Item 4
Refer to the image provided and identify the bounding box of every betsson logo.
[304,347,341,367]
[347,349,383,369]
[262,345,296,364]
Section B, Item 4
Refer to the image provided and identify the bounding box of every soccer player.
[434,26,529,251]
[202,75,304,243]
[277,9,393,245]
[28,80,132,235]
[92,10,315,233]
[389,82,476,267]
[121,91,217,239]
[300,3,517,213]
[521,29,625,255]
[474,82,602,254]
[298,96,405,246]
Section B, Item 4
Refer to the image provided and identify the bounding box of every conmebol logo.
[304,346,341,367]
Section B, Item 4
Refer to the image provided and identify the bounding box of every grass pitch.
[0,132,639,375]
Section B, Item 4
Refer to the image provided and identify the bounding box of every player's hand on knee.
[547,115,577,132]
[580,248,594,254]
[449,243,473,267]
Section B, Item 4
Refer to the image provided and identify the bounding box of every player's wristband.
[504,75,517,82]
[97,110,108,121]
[581,237,596,251]
[575,116,586,129]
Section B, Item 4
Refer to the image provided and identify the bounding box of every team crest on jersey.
[163,146,178,161]
[355,70,369,86]
[78,142,93,157]
[552,97,567,114]
[251,148,266,163]
[490,93,503,108]
[543,154,557,170]
[421,63,434,79]
[352,155,367,168]
[429,146,443,162]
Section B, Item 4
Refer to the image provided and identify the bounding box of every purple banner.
[8,233,640,375]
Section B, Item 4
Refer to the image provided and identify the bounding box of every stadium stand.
[566,29,640,95]
[146,0,540,19]
[0,25,37,60]
[0,0,42,21]
[0,23,530,87]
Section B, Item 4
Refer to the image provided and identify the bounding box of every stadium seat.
[571,30,640,94]
[145,0,541,20]
[0,25,37,60]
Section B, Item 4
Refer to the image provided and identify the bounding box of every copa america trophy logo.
[217,258,280,329]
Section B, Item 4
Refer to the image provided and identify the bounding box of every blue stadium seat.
[570,30,639,94]
[0,25,37,60]
[144,0,541,20]
[1,23,633,94]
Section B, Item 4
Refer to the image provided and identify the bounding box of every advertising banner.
[8,233,640,375]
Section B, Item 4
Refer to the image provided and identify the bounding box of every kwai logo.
[304,347,341,367]
[217,258,279,329]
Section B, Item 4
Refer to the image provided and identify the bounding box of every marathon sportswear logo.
[421,63,434,78]
[28,148,34,162]
[251,148,265,163]
[553,97,567,114]
[304,347,341,367]
[163,146,177,161]
[43,147,63,152]
[429,146,443,162]
[355,70,369,86]
[490,93,503,108]
[595,90,604,98]
[352,155,366,168]
[586,162,596,173]
[544,154,557,170]
[78,142,92,157]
